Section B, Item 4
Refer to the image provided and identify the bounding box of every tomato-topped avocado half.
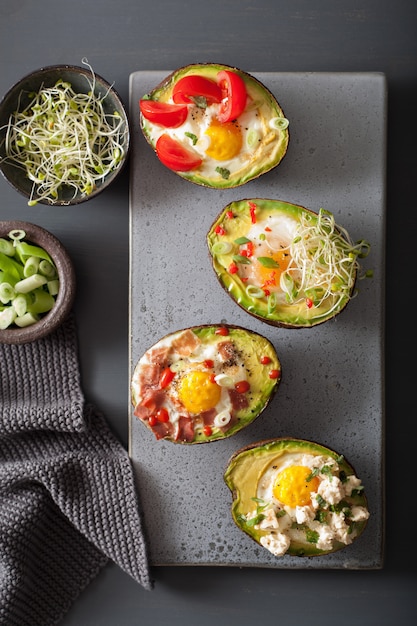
[224,438,370,557]
[139,64,290,188]
[207,199,372,328]
[131,324,282,444]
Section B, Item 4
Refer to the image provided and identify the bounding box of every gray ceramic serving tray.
[128,71,386,569]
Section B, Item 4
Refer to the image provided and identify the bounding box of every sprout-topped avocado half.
[207,199,371,328]
[139,63,289,188]
[224,438,370,557]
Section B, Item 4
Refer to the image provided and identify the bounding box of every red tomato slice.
[139,100,188,128]
[172,75,222,105]
[216,70,247,123]
[156,134,202,172]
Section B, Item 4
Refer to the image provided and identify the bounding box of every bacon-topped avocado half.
[131,324,282,444]
[139,64,289,188]
[207,199,371,328]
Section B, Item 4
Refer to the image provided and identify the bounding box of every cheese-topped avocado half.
[139,63,289,188]
[224,438,370,557]
[131,324,281,444]
[207,199,371,328]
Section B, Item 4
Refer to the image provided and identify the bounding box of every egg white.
[143,100,273,178]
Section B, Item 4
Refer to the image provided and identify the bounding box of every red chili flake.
[235,380,250,394]
[262,288,271,296]
[228,261,238,274]
[306,297,313,309]
[209,373,217,384]
[241,241,254,257]
[215,326,229,336]
[226,210,234,219]
[248,201,257,224]
[156,408,170,423]
[260,355,271,365]
[269,369,281,380]
[241,277,249,283]
[204,359,214,369]
[203,425,213,436]
[215,224,226,235]
[264,226,272,232]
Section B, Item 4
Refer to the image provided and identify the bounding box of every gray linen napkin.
[0,313,152,626]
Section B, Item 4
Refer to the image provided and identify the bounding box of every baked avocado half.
[224,438,370,557]
[139,63,289,188]
[207,199,371,328]
[131,324,281,444]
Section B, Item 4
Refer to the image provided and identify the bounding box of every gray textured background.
[0,1,415,624]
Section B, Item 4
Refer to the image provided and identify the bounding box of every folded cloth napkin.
[0,313,152,626]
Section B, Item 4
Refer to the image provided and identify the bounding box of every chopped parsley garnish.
[215,166,230,179]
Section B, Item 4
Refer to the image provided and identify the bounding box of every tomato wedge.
[172,75,222,105]
[216,70,247,123]
[139,100,188,128]
[156,134,202,172]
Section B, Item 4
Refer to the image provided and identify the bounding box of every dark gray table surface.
[1,1,415,624]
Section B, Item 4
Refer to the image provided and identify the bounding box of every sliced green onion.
[267,292,277,314]
[0,307,16,329]
[246,285,265,299]
[0,282,15,304]
[23,256,40,277]
[14,273,48,294]
[39,259,57,278]
[0,238,14,256]
[14,312,40,328]
[27,288,55,314]
[212,241,233,255]
[47,279,60,296]
[269,117,289,130]
[246,128,260,149]
[12,293,29,317]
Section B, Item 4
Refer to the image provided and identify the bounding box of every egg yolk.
[205,120,242,161]
[178,370,222,413]
[273,465,320,507]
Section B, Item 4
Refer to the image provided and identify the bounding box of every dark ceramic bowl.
[0,221,76,344]
[0,64,129,205]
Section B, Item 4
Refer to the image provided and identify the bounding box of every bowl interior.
[0,220,76,344]
[0,65,129,205]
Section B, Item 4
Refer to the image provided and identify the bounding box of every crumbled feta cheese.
[295,505,314,525]
[257,507,280,530]
[309,521,334,551]
[350,505,370,523]
[343,474,362,496]
[328,511,352,545]
[318,475,344,504]
[260,531,290,556]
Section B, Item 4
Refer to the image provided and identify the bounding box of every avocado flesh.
[140,63,289,189]
[224,438,369,557]
[207,199,357,328]
[131,324,281,444]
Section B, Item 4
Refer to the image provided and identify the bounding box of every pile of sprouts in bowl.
[0,59,129,206]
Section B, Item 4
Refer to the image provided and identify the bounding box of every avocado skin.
[140,63,290,189]
[224,438,369,557]
[207,199,357,329]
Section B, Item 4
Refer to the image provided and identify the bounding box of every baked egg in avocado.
[224,438,370,557]
[207,199,371,328]
[131,324,281,444]
[139,63,289,188]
